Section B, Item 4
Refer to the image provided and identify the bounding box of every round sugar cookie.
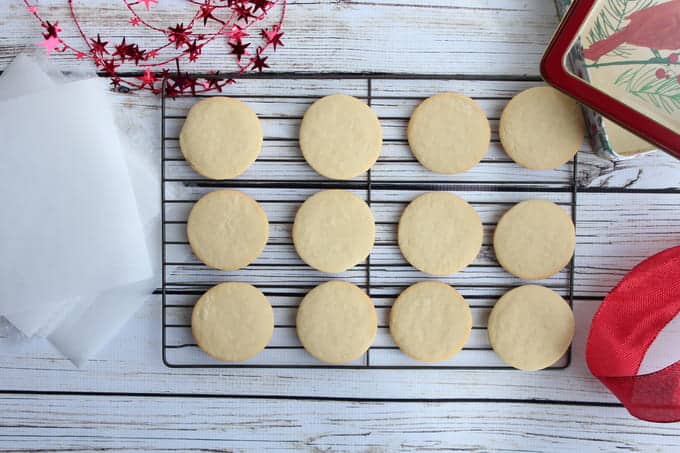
[488,285,575,371]
[293,190,375,273]
[493,199,575,280]
[408,93,490,174]
[296,281,377,364]
[299,94,382,179]
[192,282,274,362]
[187,190,268,271]
[499,86,585,170]
[389,281,472,362]
[179,97,262,179]
[398,192,483,276]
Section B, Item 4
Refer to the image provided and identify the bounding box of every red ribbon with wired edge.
[587,246,680,422]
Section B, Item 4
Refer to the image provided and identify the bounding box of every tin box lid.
[541,0,680,159]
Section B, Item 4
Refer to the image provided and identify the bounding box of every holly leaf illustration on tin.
[615,65,680,114]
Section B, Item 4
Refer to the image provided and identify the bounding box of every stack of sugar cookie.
[180,86,583,369]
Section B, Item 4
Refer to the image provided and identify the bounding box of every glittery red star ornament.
[167,23,192,49]
[38,36,60,55]
[164,83,180,98]
[228,25,249,44]
[137,68,156,87]
[173,73,198,95]
[186,40,202,62]
[113,37,130,61]
[251,53,269,72]
[261,26,284,50]
[249,0,272,14]
[234,3,254,23]
[42,21,62,39]
[101,59,119,75]
[90,34,109,56]
[128,46,146,65]
[229,41,250,61]
[130,17,141,26]
[198,2,218,26]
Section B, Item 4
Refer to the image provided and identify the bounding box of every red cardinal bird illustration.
[583,0,680,60]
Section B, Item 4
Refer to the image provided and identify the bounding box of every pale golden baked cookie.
[192,282,274,362]
[389,281,472,362]
[493,199,575,280]
[487,285,575,371]
[292,190,375,273]
[398,192,483,276]
[296,281,377,364]
[499,86,585,170]
[180,97,262,179]
[187,190,268,271]
[299,94,382,179]
[407,92,490,174]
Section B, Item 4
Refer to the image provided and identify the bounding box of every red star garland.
[38,36,61,55]
[234,3,255,23]
[102,59,120,76]
[250,52,269,72]
[168,23,192,49]
[137,68,156,87]
[229,41,250,61]
[112,37,130,61]
[117,40,144,64]
[229,25,249,44]
[249,0,272,14]
[261,25,283,50]
[198,2,219,26]
[42,21,62,39]
[24,0,286,97]
[186,40,202,62]
[90,34,109,56]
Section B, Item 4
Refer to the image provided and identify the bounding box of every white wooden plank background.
[2,0,680,451]
[3,394,680,452]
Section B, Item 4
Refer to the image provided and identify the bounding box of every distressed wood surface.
[1,0,560,76]
[2,0,680,451]
[2,394,680,453]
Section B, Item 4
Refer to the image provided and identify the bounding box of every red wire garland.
[27,0,286,97]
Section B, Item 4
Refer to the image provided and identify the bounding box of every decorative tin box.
[545,0,680,160]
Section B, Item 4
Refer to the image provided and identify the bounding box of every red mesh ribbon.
[587,246,680,422]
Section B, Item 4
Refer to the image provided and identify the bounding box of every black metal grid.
[160,74,577,369]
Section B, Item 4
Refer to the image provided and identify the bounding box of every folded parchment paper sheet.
[0,55,160,367]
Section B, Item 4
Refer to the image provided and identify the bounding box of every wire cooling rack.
[160,74,578,369]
